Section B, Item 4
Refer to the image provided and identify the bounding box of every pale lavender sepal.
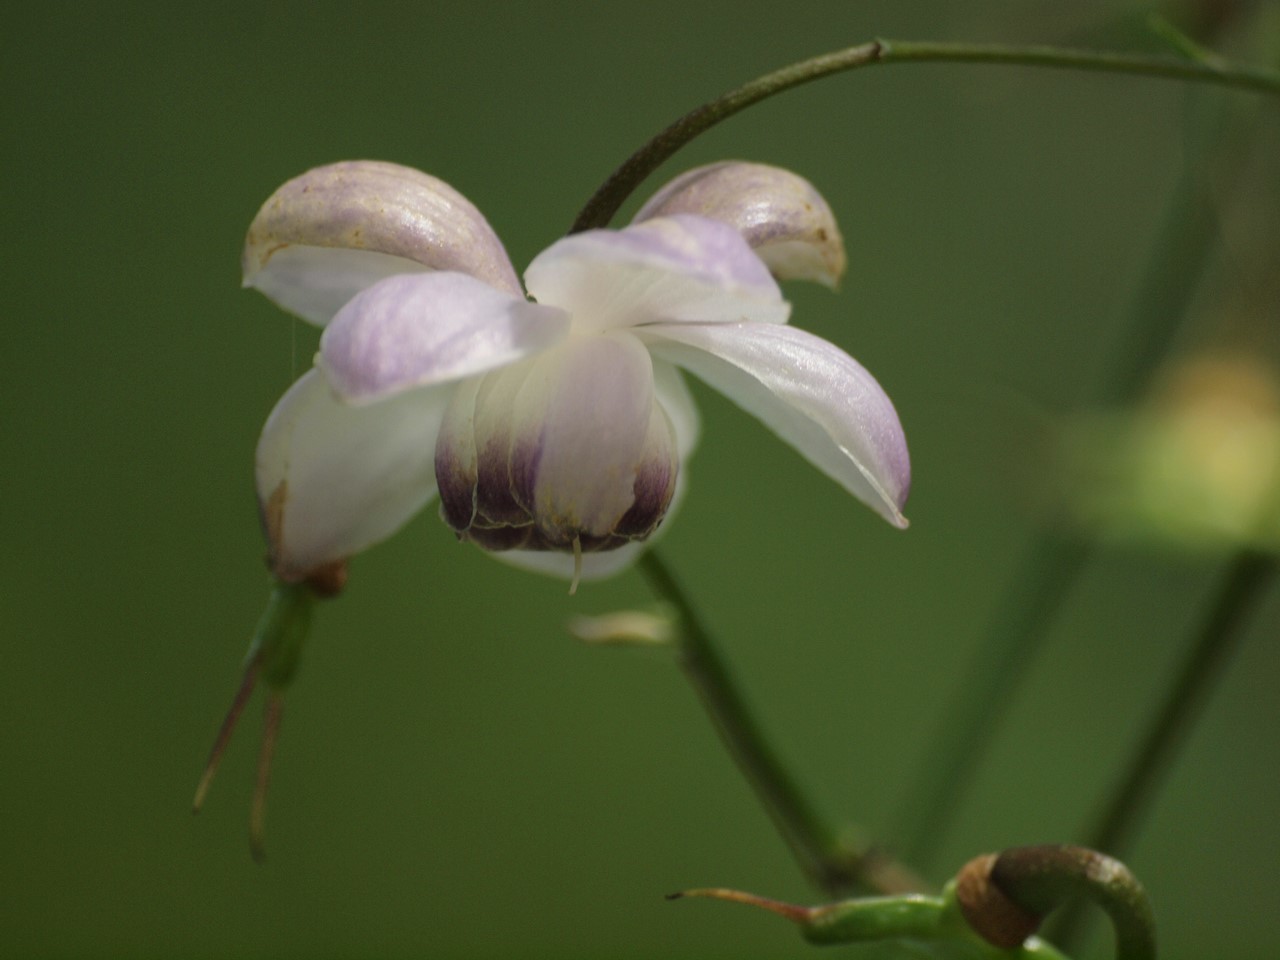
[243,160,522,325]
[638,321,910,527]
[319,271,571,404]
[524,215,789,332]
[634,162,847,288]
[256,368,448,581]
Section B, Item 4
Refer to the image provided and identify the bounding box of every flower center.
[434,332,678,553]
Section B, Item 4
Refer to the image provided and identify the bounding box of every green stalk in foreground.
[571,37,1280,233]
[895,77,1239,866]
[1051,549,1278,952]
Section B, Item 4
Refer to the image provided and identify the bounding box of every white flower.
[245,160,910,586]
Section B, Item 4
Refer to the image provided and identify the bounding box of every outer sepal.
[634,162,846,288]
[243,160,522,325]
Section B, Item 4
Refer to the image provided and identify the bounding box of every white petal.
[653,359,700,460]
[638,322,910,527]
[243,160,521,326]
[525,215,789,333]
[634,162,847,288]
[319,271,570,403]
[256,368,448,580]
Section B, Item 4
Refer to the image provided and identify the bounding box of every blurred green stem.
[1051,548,1277,951]
[890,537,1093,869]
[571,38,1280,232]
[637,550,925,896]
[894,63,1241,870]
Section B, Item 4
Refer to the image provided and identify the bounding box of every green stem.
[895,51,1245,868]
[570,38,1280,232]
[1089,549,1277,860]
[637,550,924,896]
[1051,549,1277,951]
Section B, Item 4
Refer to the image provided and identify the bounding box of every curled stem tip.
[192,661,260,814]
[958,845,1156,960]
[250,693,285,864]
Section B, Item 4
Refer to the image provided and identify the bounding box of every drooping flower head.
[244,160,910,587]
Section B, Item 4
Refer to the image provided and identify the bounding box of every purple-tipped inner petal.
[435,332,679,552]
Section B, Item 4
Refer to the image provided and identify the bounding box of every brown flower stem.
[638,550,925,896]
[250,693,285,864]
[192,661,260,814]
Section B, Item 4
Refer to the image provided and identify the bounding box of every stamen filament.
[569,536,583,595]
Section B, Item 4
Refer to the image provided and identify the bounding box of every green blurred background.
[4,1,1277,957]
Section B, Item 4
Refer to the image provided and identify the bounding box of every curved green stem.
[637,550,924,896]
[570,38,1280,232]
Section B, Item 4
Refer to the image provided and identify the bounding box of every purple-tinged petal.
[510,334,676,546]
[243,160,521,325]
[635,162,847,288]
[493,471,690,582]
[319,271,570,404]
[638,322,910,527]
[256,368,447,582]
[525,215,789,333]
[433,375,482,536]
[435,332,678,553]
